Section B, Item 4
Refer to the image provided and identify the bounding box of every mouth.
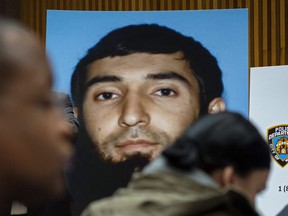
[115,139,158,151]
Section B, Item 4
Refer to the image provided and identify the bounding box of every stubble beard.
[95,128,171,164]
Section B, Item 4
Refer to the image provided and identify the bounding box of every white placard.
[250,65,288,216]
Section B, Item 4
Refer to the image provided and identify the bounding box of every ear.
[221,166,235,187]
[208,98,226,114]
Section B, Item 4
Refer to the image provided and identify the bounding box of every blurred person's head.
[162,112,271,207]
[0,18,73,211]
[71,24,225,163]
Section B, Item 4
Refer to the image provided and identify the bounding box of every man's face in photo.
[83,51,201,163]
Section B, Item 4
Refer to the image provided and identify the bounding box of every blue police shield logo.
[267,125,288,167]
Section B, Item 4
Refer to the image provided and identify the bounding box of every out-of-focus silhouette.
[0,17,73,215]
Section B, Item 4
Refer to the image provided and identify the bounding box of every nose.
[118,93,150,127]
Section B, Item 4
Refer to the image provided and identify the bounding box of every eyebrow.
[85,71,191,89]
[86,75,122,88]
[146,71,191,86]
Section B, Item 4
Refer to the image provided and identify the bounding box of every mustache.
[104,127,169,146]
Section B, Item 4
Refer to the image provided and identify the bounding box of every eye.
[154,88,176,97]
[96,92,118,100]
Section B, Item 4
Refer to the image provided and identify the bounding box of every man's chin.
[103,152,151,169]
[119,153,151,171]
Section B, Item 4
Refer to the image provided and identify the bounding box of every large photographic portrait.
[46,9,248,215]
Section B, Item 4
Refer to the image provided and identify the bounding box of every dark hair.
[162,112,271,176]
[71,24,223,114]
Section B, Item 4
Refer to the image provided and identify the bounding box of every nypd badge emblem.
[267,125,288,167]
